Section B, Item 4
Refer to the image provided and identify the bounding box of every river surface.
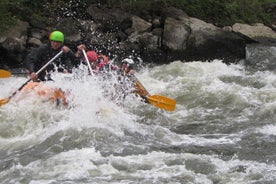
[0,59,275,184]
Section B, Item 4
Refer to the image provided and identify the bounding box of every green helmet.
[49,31,64,42]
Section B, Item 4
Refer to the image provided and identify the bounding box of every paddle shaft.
[82,49,94,76]
[35,50,63,76]
[132,75,150,96]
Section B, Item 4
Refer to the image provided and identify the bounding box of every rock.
[0,21,29,52]
[152,18,161,28]
[131,16,152,33]
[140,32,160,49]
[87,5,131,31]
[163,17,190,50]
[232,23,276,44]
[28,37,43,46]
[0,21,29,67]
[181,17,223,46]
[30,29,48,40]
[54,18,82,44]
[163,16,248,62]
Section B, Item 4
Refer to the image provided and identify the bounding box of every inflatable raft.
[20,82,68,106]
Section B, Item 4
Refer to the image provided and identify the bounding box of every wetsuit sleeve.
[64,50,75,73]
[25,48,38,73]
[25,44,47,73]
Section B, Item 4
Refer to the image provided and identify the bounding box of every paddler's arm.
[25,48,38,78]
[25,45,46,80]
[61,46,74,73]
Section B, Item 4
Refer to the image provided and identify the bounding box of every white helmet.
[122,58,134,65]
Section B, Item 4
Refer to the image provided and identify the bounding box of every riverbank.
[0,1,275,69]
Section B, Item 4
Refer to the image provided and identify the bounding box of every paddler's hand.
[62,69,72,74]
[30,72,37,81]
[61,46,71,53]
[77,44,86,51]
[75,44,86,57]
[128,69,135,75]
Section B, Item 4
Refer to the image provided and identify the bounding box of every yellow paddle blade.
[0,70,11,78]
[147,95,176,111]
[0,98,9,106]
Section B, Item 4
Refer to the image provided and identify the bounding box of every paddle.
[0,69,11,78]
[82,49,94,76]
[0,51,63,107]
[133,75,176,111]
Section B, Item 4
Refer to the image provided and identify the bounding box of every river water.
[0,52,275,183]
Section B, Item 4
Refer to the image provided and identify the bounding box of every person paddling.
[111,58,136,104]
[119,58,136,76]
[26,30,82,81]
[97,52,118,72]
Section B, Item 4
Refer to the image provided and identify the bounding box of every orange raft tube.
[21,82,68,106]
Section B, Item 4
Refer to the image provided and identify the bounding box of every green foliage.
[0,0,18,34]
[102,0,274,26]
[160,0,275,26]
[221,0,266,24]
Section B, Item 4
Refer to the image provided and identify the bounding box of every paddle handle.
[133,75,150,96]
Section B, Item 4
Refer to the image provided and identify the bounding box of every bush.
[0,0,18,34]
